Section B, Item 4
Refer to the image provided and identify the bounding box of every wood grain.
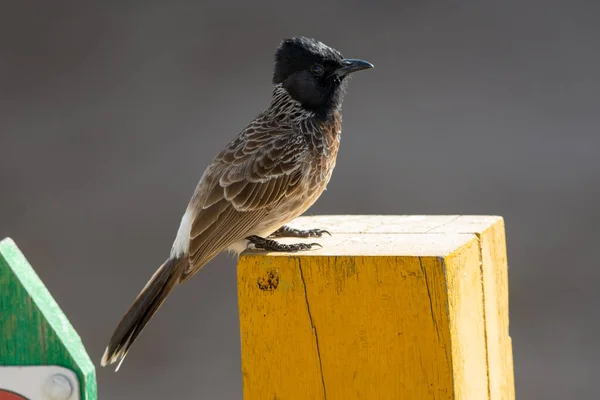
[237,215,514,399]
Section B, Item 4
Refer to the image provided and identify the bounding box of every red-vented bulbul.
[101,36,373,370]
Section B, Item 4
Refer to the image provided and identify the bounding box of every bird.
[101,36,373,370]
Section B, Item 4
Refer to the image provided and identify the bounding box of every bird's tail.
[101,257,183,371]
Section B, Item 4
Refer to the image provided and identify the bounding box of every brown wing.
[181,117,308,282]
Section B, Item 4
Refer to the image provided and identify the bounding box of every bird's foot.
[246,235,322,252]
[268,225,331,238]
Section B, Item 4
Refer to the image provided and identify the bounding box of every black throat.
[283,76,347,120]
[269,84,344,124]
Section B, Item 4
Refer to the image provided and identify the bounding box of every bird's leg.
[246,235,322,252]
[268,225,331,238]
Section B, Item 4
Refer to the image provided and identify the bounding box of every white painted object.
[0,366,79,400]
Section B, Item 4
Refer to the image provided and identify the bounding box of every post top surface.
[242,215,503,257]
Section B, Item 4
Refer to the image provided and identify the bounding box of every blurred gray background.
[1,0,598,398]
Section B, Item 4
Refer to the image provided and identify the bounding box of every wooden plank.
[429,216,515,399]
[237,215,514,400]
[477,219,515,400]
[0,238,97,400]
[444,237,488,399]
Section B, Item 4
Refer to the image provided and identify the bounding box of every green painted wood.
[0,237,97,400]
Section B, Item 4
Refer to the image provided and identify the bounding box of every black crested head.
[273,37,373,118]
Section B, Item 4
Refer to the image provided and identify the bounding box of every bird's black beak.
[336,59,374,77]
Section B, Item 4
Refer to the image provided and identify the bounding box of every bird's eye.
[311,64,324,76]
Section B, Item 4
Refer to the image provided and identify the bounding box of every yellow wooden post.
[237,215,514,400]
